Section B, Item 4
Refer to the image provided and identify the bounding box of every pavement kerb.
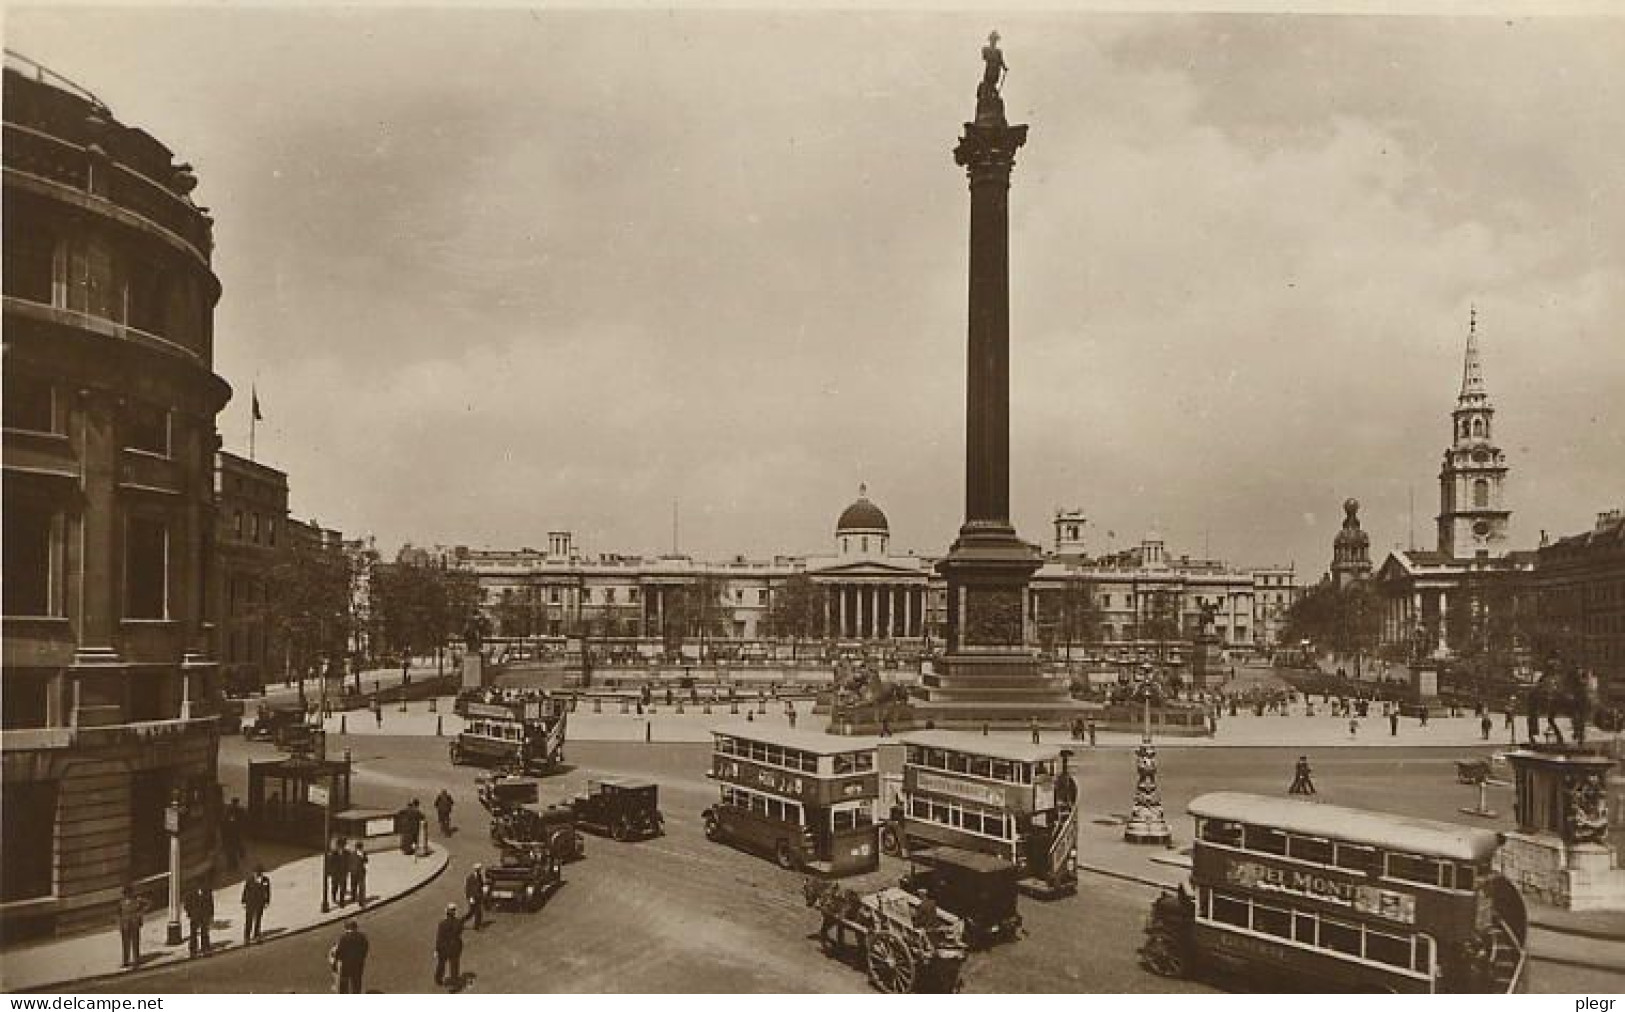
[1524,916,1625,942]
[1078,861,1173,893]
[12,847,450,993]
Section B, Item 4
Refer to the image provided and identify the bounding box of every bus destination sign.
[1227,860,1416,924]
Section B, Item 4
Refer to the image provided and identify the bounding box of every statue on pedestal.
[975,31,1008,124]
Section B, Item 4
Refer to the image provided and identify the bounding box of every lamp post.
[164,790,183,944]
[1124,662,1173,845]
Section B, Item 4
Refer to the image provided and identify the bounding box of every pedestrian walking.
[434,903,465,988]
[1087,720,1097,747]
[372,699,383,728]
[183,881,214,956]
[1029,716,1041,745]
[1480,713,1493,741]
[220,797,245,870]
[1389,710,1399,737]
[1348,717,1358,738]
[347,843,369,906]
[325,838,348,905]
[434,789,455,836]
[330,919,369,994]
[787,707,798,729]
[117,883,147,968]
[463,864,487,929]
[1288,755,1317,796]
[241,866,271,944]
[1419,706,1429,728]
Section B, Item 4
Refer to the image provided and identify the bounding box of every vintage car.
[899,847,1023,948]
[243,703,313,747]
[483,843,562,912]
[569,778,663,841]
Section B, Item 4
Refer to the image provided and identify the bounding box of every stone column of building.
[838,586,849,639]
[1437,589,1451,653]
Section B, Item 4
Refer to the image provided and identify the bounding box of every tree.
[766,574,824,660]
[1280,580,1381,672]
[662,573,730,661]
[1036,575,1101,667]
[263,535,353,683]
[370,551,482,668]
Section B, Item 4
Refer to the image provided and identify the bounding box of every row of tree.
[260,540,481,681]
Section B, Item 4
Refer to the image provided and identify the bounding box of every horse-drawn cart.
[804,880,968,993]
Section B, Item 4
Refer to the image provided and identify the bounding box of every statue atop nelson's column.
[976,31,1008,124]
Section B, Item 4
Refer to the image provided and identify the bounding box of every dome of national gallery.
[836,484,889,534]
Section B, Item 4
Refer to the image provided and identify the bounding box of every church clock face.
[1473,520,1491,537]
[1473,449,1490,463]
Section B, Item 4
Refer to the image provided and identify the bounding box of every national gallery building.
[442,487,1299,660]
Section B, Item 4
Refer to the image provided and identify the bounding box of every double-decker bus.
[883,730,1079,897]
[448,694,568,774]
[1141,791,1528,992]
[702,724,881,876]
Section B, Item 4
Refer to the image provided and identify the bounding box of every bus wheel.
[703,812,722,841]
[1139,931,1187,979]
[775,841,800,871]
[611,818,631,842]
[880,825,902,857]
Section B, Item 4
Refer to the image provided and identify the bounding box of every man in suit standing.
[241,866,271,944]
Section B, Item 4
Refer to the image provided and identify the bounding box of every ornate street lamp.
[1124,662,1173,845]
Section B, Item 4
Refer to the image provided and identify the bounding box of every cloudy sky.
[9,6,1623,572]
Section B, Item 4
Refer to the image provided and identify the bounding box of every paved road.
[93,739,1622,994]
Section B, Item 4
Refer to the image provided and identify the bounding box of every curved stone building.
[3,52,229,938]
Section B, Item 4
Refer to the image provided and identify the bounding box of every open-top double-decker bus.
[449,694,568,774]
[1141,791,1528,992]
[703,724,881,876]
[883,730,1079,897]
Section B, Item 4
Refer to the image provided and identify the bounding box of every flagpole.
[249,384,258,462]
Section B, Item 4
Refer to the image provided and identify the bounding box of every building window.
[251,513,261,544]
[65,235,123,323]
[549,588,560,604]
[1471,417,1485,438]
[629,588,640,602]
[861,536,869,552]
[125,515,169,619]
[1473,479,1490,509]
[122,402,170,456]
[267,519,277,547]
[233,510,244,539]
[2,225,55,304]
[1,780,57,901]
[3,373,56,433]
[582,588,592,603]
[3,497,58,616]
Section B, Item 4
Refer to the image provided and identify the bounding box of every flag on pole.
[252,387,263,421]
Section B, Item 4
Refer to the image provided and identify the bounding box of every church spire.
[1458,305,1488,406]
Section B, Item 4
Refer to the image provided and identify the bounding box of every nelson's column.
[918,34,1084,728]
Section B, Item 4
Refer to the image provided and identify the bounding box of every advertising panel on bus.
[904,766,1033,813]
[1192,846,1456,928]
[711,756,878,805]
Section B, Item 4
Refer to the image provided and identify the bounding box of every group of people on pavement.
[325,839,371,907]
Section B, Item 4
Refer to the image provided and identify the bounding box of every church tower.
[1436,308,1511,558]
[1332,498,1372,587]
